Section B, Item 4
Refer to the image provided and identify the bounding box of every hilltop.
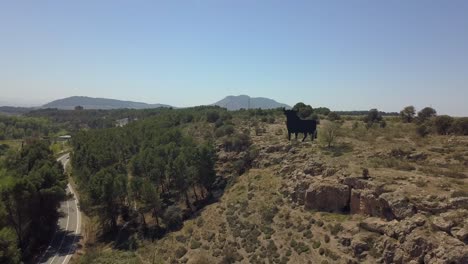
[213,95,291,110]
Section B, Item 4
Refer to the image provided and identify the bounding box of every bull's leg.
[288,131,291,141]
[302,132,307,142]
[295,133,298,140]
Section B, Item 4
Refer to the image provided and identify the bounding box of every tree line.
[399,106,468,136]
[0,141,66,263]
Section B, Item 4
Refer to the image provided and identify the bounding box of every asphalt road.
[38,153,81,264]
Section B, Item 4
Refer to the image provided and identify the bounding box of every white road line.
[39,153,81,264]
[62,183,81,264]
[49,199,70,264]
[39,154,70,263]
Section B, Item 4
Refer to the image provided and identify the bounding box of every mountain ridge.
[1,95,291,112]
[42,96,173,110]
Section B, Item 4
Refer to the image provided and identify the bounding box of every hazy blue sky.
[1,1,468,115]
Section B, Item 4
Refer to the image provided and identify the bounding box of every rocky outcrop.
[431,216,455,232]
[449,197,468,209]
[379,192,417,220]
[289,181,309,205]
[350,189,381,216]
[304,181,350,212]
[422,231,468,264]
[351,239,369,259]
[359,217,390,235]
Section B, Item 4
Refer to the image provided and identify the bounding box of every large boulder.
[451,227,468,244]
[358,217,390,235]
[304,181,350,212]
[290,181,309,205]
[431,216,455,233]
[379,192,417,220]
[350,189,381,216]
[401,231,434,263]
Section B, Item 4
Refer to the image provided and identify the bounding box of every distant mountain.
[42,96,173,110]
[212,95,291,110]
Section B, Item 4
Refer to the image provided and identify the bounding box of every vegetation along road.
[39,153,81,264]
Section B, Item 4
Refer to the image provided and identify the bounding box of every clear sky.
[1,1,468,115]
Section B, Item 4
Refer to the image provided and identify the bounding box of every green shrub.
[191,240,202,249]
[451,117,468,135]
[175,246,188,259]
[163,205,183,230]
[206,111,220,123]
[316,220,324,227]
[222,133,251,152]
[416,123,431,137]
[433,115,454,135]
[327,112,341,121]
[214,119,224,128]
[303,229,313,239]
[261,205,279,224]
[312,240,321,249]
[328,223,343,236]
[215,124,235,138]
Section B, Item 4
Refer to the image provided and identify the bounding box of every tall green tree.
[0,141,65,261]
[89,168,127,231]
[293,103,314,119]
[400,106,416,123]
[433,115,454,135]
[417,107,437,122]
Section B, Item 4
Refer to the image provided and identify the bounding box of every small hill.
[42,96,173,110]
[212,95,291,110]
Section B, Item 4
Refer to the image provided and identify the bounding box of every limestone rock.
[423,232,468,264]
[350,189,380,216]
[431,216,455,232]
[351,239,369,259]
[449,197,468,209]
[379,192,417,220]
[452,227,468,243]
[401,232,433,263]
[359,217,389,235]
[304,181,350,212]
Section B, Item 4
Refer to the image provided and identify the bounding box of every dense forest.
[70,108,226,240]
[0,115,58,140]
[0,141,67,263]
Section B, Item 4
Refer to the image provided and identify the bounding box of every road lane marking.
[48,195,70,264]
[39,154,70,263]
[62,183,81,264]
